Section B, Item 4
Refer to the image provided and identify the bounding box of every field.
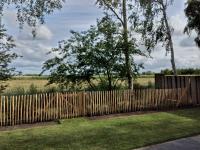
[4,76,56,94]
[3,76,154,94]
[135,75,154,86]
[0,108,200,150]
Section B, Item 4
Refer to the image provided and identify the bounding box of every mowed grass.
[0,108,200,150]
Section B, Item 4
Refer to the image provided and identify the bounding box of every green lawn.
[0,108,200,150]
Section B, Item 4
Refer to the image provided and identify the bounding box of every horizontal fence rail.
[0,88,194,127]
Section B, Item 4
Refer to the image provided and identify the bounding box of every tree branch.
[101,0,124,26]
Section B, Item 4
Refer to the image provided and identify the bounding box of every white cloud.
[16,25,53,41]
[180,37,196,47]
[169,13,186,36]
[3,0,200,74]
[36,25,53,40]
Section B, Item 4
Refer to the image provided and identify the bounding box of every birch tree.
[139,0,177,75]
[96,0,145,89]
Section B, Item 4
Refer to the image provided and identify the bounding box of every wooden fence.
[155,74,200,105]
[0,88,193,127]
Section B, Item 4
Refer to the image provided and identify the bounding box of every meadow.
[3,75,155,95]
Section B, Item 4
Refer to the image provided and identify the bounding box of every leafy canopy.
[0,0,65,36]
[138,0,175,52]
[185,0,200,48]
[42,15,143,91]
[0,24,18,93]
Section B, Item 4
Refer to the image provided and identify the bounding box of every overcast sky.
[2,0,200,74]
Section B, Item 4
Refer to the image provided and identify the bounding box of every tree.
[1,0,65,31]
[0,0,64,93]
[96,0,145,89]
[184,0,200,48]
[138,0,177,75]
[0,24,18,93]
[42,16,143,91]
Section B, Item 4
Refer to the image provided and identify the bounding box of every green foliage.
[2,84,62,96]
[1,0,65,31]
[42,15,144,91]
[0,24,18,93]
[87,79,126,91]
[96,0,147,89]
[0,0,65,93]
[43,87,58,93]
[138,0,177,75]
[185,0,200,47]
[161,68,173,75]
[27,84,38,95]
[141,71,155,75]
[133,81,154,89]
[138,0,175,52]
[4,87,26,96]
[161,68,200,75]
[13,75,48,80]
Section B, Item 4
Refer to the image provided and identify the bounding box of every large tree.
[1,0,65,29]
[0,0,65,92]
[96,0,145,89]
[0,23,18,93]
[184,0,200,48]
[42,16,143,91]
[138,0,177,75]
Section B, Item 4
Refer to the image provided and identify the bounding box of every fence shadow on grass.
[166,107,200,121]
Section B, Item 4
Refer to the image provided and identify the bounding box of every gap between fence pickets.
[0,88,194,127]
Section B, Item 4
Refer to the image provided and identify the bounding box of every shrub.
[27,84,38,95]
[4,87,26,96]
[44,87,59,93]
[133,81,155,89]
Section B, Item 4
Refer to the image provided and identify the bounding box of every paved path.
[135,135,200,150]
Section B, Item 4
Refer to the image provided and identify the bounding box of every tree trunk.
[106,70,113,91]
[122,0,133,89]
[108,76,112,91]
[162,1,177,76]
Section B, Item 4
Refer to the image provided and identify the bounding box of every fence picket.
[0,87,198,127]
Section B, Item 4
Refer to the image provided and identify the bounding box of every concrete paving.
[135,135,200,150]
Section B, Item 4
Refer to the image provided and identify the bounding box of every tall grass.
[2,76,155,95]
[2,84,61,96]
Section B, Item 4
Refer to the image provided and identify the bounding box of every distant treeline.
[161,68,200,75]
[141,71,155,75]
[13,74,49,80]
[141,68,200,75]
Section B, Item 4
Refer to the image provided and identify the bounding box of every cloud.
[138,43,200,73]
[169,13,186,36]
[180,37,196,47]
[3,0,200,74]
[10,39,55,74]
[3,9,53,41]
[17,25,53,41]
[35,25,53,40]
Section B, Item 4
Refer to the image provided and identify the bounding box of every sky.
[2,0,200,74]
